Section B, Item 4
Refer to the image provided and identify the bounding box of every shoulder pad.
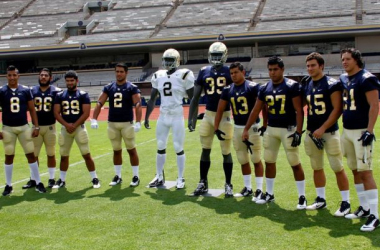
[131,83,138,88]
[21,85,30,89]
[285,78,297,86]
[105,82,113,87]
[80,90,87,95]
[55,87,62,92]
[326,76,338,85]
[201,66,208,71]
[363,71,374,79]
[248,81,258,87]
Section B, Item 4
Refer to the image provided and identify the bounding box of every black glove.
[188,123,195,132]
[258,126,266,136]
[358,130,376,146]
[144,120,151,129]
[308,133,325,150]
[197,113,205,120]
[214,129,226,141]
[243,139,253,154]
[288,130,305,147]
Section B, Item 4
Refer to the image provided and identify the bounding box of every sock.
[89,171,97,179]
[266,178,275,195]
[223,162,233,184]
[30,169,35,181]
[340,190,350,202]
[255,177,263,190]
[296,180,305,197]
[366,189,379,218]
[4,164,13,186]
[243,174,252,190]
[132,166,139,177]
[60,171,67,182]
[48,167,55,179]
[29,161,41,184]
[114,165,122,177]
[200,161,211,180]
[177,154,185,179]
[355,184,369,210]
[157,153,166,179]
[316,187,326,199]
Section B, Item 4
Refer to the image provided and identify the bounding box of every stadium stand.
[22,0,89,16]
[0,0,29,18]
[112,0,174,9]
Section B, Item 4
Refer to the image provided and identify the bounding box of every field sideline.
[0,116,380,249]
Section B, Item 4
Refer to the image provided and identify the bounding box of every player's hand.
[144,120,151,129]
[243,139,253,154]
[258,126,266,136]
[188,121,195,132]
[0,131,3,140]
[309,133,325,150]
[134,122,141,132]
[66,124,76,134]
[32,127,39,138]
[358,130,376,146]
[90,119,98,129]
[288,130,305,147]
[214,129,226,141]
[312,127,325,139]
[242,129,249,141]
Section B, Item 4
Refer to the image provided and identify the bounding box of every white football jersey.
[151,69,194,112]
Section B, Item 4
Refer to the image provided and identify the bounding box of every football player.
[339,48,379,231]
[0,65,46,196]
[91,63,142,187]
[242,56,307,209]
[302,53,351,216]
[188,42,234,197]
[53,70,100,189]
[22,68,62,189]
[145,48,194,189]
[214,62,265,199]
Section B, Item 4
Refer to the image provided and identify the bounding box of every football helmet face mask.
[162,49,180,70]
[208,42,228,66]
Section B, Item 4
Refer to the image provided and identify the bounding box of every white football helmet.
[208,42,228,66]
[162,48,180,70]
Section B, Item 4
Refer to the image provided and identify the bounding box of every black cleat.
[191,179,208,196]
[109,175,122,186]
[225,183,233,198]
[47,179,56,188]
[2,185,13,196]
[130,176,140,187]
[52,178,66,189]
[148,176,164,188]
[35,182,47,193]
[22,179,36,189]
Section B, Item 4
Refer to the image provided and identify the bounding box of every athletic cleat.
[176,178,185,189]
[256,192,275,204]
[360,214,379,232]
[130,176,140,187]
[345,206,370,219]
[35,182,47,193]
[52,179,66,189]
[306,196,327,210]
[252,189,263,202]
[47,179,56,188]
[22,179,36,189]
[297,195,307,210]
[148,175,164,188]
[92,178,101,189]
[225,183,233,198]
[334,201,351,217]
[191,179,208,196]
[109,175,122,186]
[2,185,13,196]
[234,187,253,197]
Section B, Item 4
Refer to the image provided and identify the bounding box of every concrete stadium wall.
[356,35,380,53]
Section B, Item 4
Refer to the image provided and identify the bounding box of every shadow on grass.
[45,186,93,204]
[87,184,140,201]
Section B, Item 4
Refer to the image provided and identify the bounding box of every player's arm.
[188,84,203,131]
[132,93,142,123]
[365,89,379,134]
[92,92,108,120]
[214,99,228,131]
[292,95,304,134]
[54,103,70,128]
[73,103,90,129]
[312,90,342,138]
[27,99,39,137]
[243,99,264,140]
[258,104,268,136]
[144,88,159,129]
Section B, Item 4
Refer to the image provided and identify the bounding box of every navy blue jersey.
[303,75,341,132]
[196,65,232,112]
[31,85,62,126]
[340,69,380,129]
[221,80,260,126]
[258,78,301,128]
[103,81,140,122]
[55,89,90,123]
[0,84,33,126]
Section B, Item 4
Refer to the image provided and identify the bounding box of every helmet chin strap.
[167,68,176,75]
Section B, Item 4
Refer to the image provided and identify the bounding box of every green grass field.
[1,120,380,249]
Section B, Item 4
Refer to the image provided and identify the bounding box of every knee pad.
[236,149,249,165]
[200,135,213,150]
[264,149,277,163]
[4,144,15,155]
[122,125,134,139]
[58,134,65,146]
[198,119,213,137]
[220,139,232,155]
[286,149,300,166]
[2,130,12,143]
[46,132,57,147]
[219,121,233,140]
[157,139,167,151]
[326,136,342,156]
[173,141,183,153]
[107,126,117,140]
[250,149,261,164]
[77,130,89,144]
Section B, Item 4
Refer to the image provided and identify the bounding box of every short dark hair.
[306,52,324,66]
[340,48,364,68]
[115,63,128,72]
[39,68,52,77]
[229,62,244,71]
[65,70,78,80]
[7,65,18,73]
[267,56,284,68]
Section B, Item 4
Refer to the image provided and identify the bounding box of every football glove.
[90,119,98,129]
[243,139,253,154]
[308,133,325,150]
[144,120,151,129]
[258,126,266,136]
[215,129,226,141]
[288,130,305,147]
[197,113,205,120]
[134,122,141,132]
[358,130,376,147]
[188,123,195,132]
